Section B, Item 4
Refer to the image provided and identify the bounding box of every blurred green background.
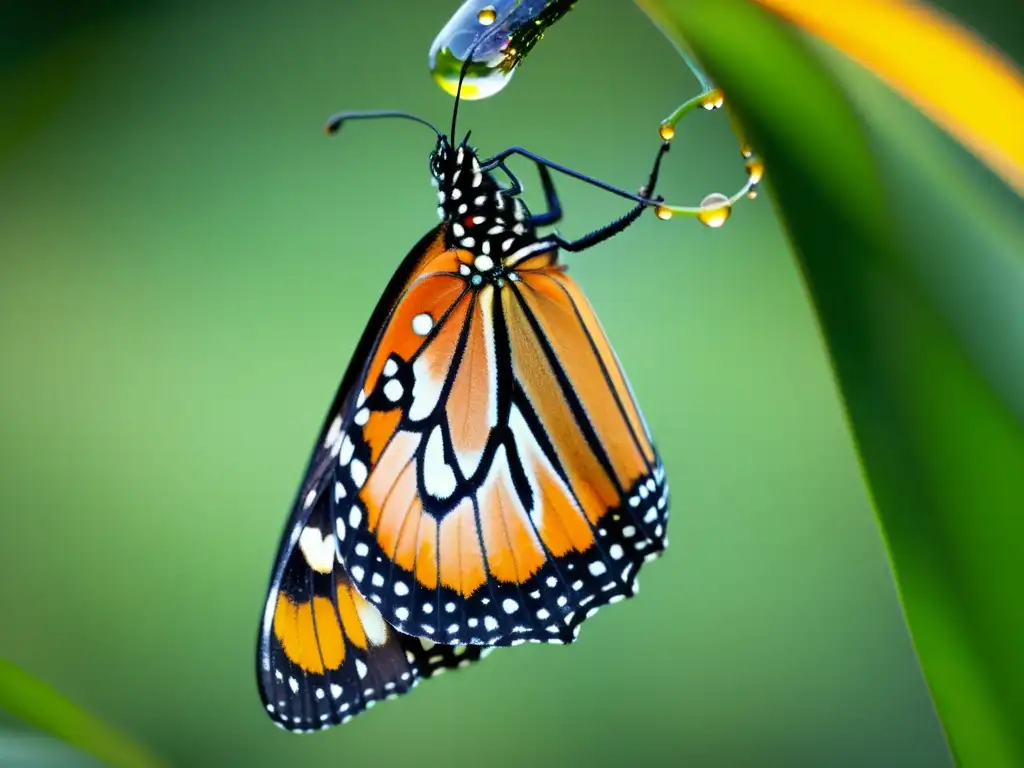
[2,0,1020,765]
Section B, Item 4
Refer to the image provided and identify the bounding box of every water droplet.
[655,205,673,221]
[747,189,759,200]
[740,143,754,159]
[745,158,764,185]
[658,123,675,142]
[700,88,724,110]
[697,193,731,228]
[429,0,576,101]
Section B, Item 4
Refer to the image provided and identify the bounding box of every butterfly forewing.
[309,226,668,647]
[257,226,488,732]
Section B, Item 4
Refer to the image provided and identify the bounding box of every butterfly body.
[258,116,671,732]
[433,139,538,260]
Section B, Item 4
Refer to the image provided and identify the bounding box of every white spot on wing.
[355,596,389,646]
[324,416,342,448]
[339,435,354,466]
[423,425,457,499]
[384,379,404,402]
[409,355,445,421]
[298,527,335,574]
[350,460,368,488]
[412,313,433,336]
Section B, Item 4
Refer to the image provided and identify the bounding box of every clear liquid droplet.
[697,193,732,228]
[745,158,764,185]
[700,88,724,110]
[429,0,576,101]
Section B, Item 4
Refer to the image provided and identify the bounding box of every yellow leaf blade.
[754,0,1024,197]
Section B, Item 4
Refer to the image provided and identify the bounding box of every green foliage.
[635,1,1024,764]
[0,659,166,768]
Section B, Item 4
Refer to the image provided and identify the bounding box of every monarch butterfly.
[257,64,673,731]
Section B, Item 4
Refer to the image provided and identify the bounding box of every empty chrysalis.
[429,0,576,100]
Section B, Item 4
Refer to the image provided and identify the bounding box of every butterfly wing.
[256,489,488,731]
[257,226,488,732]
[282,225,669,649]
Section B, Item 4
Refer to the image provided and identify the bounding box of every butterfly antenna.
[449,20,501,145]
[325,110,443,138]
[450,60,471,145]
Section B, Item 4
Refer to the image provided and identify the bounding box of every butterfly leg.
[479,147,653,206]
[529,164,564,227]
[517,141,671,253]
[490,159,563,227]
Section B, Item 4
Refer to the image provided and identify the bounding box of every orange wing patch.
[509,404,594,557]
[478,444,546,584]
[550,270,656,463]
[326,232,668,650]
[502,286,620,524]
[439,497,488,597]
[273,594,335,674]
[414,513,439,591]
[362,408,402,465]
[446,286,497,478]
[514,273,648,493]
[364,430,420,532]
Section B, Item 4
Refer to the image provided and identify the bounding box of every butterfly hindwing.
[257,485,488,732]
[317,228,668,647]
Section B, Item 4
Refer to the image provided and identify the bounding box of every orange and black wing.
[257,226,489,731]
[257,490,489,732]
[280,226,668,649]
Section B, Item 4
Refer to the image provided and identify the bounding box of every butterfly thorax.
[430,140,550,278]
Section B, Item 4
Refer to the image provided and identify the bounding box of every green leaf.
[633,1,1024,765]
[0,659,166,768]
